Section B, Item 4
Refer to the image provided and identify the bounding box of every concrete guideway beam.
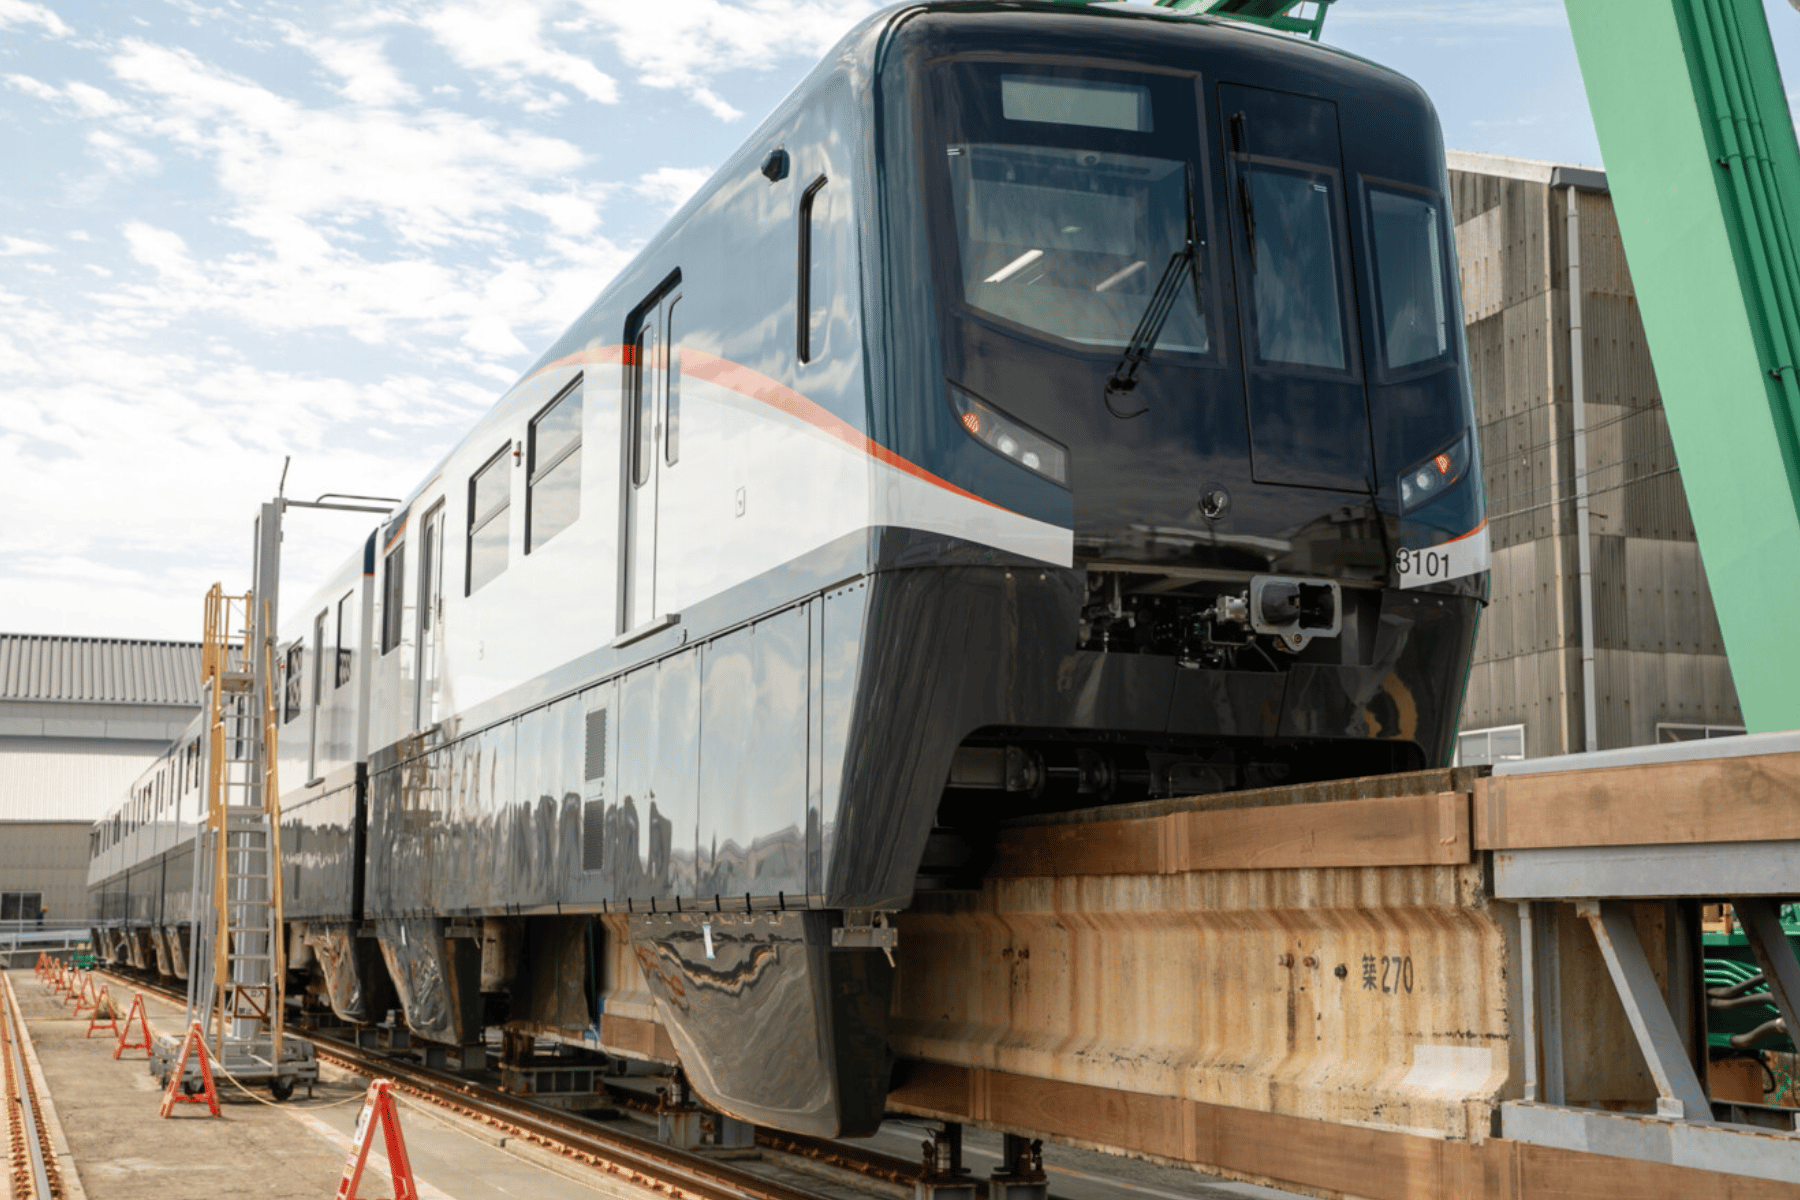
[877,748,1800,1195]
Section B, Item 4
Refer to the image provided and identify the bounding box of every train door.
[1219,83,1376,494]
[621,278,680,634]
[415,502,445,729]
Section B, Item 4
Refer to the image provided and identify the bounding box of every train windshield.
[931,63,1209,355]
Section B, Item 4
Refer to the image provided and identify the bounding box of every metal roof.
[0,634,202,707]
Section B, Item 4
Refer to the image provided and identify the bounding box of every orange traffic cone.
[86,986,120,1039]
[158,1021,220,1118]
[114,992,154,1060]
[335,1080,418,1200]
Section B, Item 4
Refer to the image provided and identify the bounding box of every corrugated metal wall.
[0,747,164,821]
[1450,160,1742,757]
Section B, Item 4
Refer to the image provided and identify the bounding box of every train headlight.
[1398,431,1470,513]
[949,386,1069,486]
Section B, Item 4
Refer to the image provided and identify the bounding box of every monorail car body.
[91,1,1486,1139]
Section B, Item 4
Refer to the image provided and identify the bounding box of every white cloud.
[0,0,70,37]
[4,73,63,102]
[635,166,712,212]
[0,236,53,256]
[282,26,417,107]
[572,0,878,119]
[108,40,592,249]
[64,82,128,117]
[403,0,875,120]
[86,130,159,177]
[0,285,481,637]
[418,0,619,111]
[61,37,639,360]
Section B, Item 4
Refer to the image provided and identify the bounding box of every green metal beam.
[1154,0,1335,41]
[1564,0,1800,732]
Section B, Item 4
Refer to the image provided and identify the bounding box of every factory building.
[0,634,201,929]
[1448,151,1744,763]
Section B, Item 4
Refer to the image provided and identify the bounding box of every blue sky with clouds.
[2,0,1796,640]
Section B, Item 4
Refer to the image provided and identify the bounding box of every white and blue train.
[90,1,1487,1137]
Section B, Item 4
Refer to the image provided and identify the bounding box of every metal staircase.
[173,584,315,1097]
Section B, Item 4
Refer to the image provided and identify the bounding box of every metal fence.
[0,919,91,967]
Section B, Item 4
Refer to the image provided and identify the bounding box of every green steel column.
[1564,0,1800,732]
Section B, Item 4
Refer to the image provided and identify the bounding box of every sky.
[2,0,1797,643]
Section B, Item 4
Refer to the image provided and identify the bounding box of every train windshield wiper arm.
[1104,243,1194,418]
[1104,166,1202,419]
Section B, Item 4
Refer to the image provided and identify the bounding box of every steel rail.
[99,969,914,1200]
[302,1032,875,1200]
[3,973,55,1200]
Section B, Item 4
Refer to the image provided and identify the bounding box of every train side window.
[631,322,656,487]
[311,611,326,710]
[528,378,582,552]
[665,299,681,465]
[381,543,406,654]
[467,444,511,593]
[282,642,303,723]
[1365,183,1450,372]
[1243,165,1349,370]
[797,176,828,362]
[335,593,352,687]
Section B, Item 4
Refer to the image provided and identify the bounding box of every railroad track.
[98,970,920,1200]
[3,973,58,1200]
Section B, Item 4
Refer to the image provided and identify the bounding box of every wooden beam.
[1475,752,1800,850]
[990,792,1471,877]
[887,1062,1800,1200]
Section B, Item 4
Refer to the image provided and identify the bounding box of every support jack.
[916,1122,976,1200]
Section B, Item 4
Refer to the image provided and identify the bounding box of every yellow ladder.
[193,586,286,1064]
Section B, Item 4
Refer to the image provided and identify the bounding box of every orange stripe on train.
[530,344,1007,514]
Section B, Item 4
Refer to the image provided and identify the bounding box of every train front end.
[843,4,1486,895]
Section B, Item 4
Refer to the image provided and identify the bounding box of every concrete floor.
[8,970,650,1200]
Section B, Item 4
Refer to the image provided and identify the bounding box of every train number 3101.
[1396,547,1452,580]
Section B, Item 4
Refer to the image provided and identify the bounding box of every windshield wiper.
[1103,164,1203,420]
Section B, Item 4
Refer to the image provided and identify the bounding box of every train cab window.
[797,178,828,362]
[1242,167,1348,370]
[468,445,511,592]
[335,593,352,687]
[934,63,1209,355]
[1366,185,1450,372]
[527,379,582,552]
[283,642,303,723]
[381,542,405,654]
